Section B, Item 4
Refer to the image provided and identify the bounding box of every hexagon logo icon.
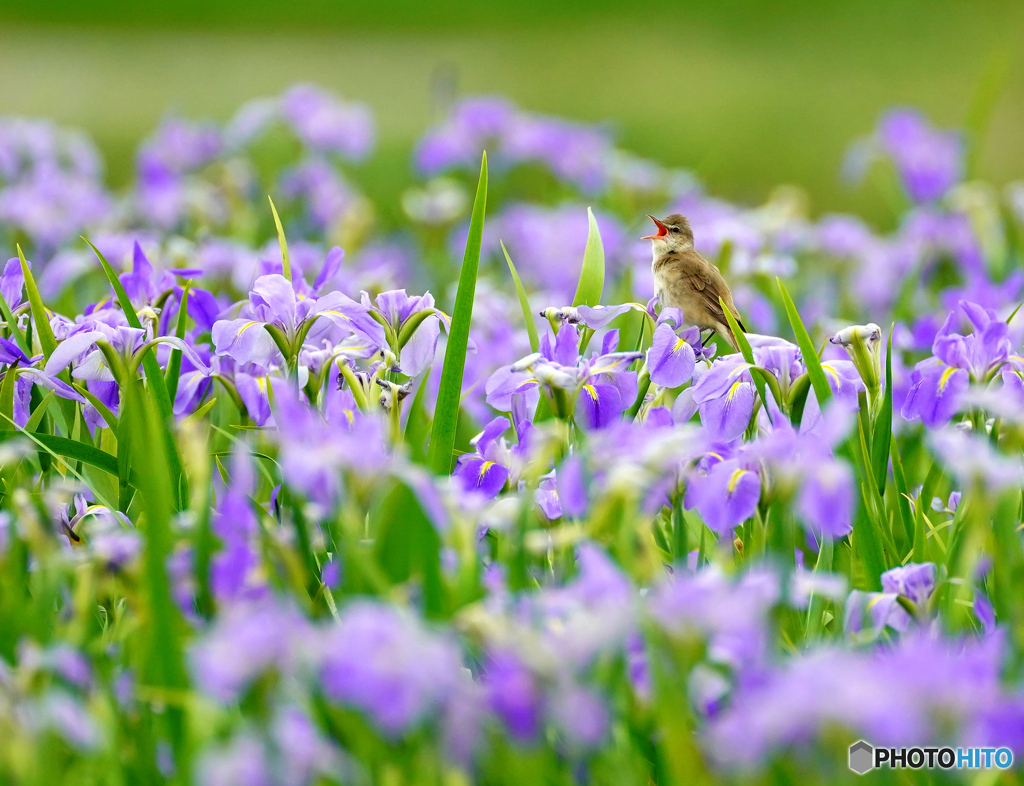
[849,740,874,774]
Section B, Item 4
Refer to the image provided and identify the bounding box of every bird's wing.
[678,251,746,331]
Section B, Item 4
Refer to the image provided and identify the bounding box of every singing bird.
[643,213,746,349]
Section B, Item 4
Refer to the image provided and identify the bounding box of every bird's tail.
[719,311,748,351]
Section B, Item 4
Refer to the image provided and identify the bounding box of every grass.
[0,1,1020,226]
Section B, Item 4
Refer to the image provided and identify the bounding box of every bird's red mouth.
[642,215,668,240]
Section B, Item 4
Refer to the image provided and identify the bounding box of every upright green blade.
[374,481,446,617]
[777,278,831,407]
[721,296,782,415]
[165,283,191,403]
[870,326,894,495]
[128,380,189,763]
[427,152,487,475]
[17,245,56,359]
[0,290,29,355]
[85,239,174,421]
[571,207,605,308]
[268,196,292,281]
[85,238,185,510]
[0,365,17,433]
[501,241,539,354]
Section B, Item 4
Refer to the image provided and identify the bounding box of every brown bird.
[643,213,746,349]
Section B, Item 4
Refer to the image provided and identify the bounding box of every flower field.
[0,83,1022,783]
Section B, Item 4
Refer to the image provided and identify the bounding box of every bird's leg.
[701,329,717,349]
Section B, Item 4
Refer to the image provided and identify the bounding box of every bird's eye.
[671,227,679,233]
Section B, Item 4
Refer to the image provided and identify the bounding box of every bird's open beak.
[642,215,668,240]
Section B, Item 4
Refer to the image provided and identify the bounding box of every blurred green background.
[0,0,1021,226]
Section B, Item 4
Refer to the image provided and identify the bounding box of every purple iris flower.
[0,336,30,366]
[818,358,866,408]
[901,357,969,428]
[233,370,274,426]
[44,322,208,386]
[212,274,384,367]
[881,562,937,607]
[576,381,623,429]
[361,289,447,377]
[534,473,562,519]
[57,495,136,568]
[453,416,512,499]
[690,356,756,441]
[0,336,85,417]
[119,242,173,309]
[931,302,1013,379]
[903,301,1015,428]
[0,256,25,310]
[271,387,389,511]
[485,324,641,429]
[646,308,702,388]
[684,457,761,535]
[748,334,801,378]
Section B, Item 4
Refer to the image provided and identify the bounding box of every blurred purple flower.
[484,650,542,742]
[877,108,963,203]
[280,84,375,160]
[191,600,312,702]
[319,601,464,736]
[684,458,760,535]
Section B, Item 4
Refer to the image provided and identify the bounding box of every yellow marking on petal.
[239,320,262,333]
[938,365,958,392]
[674,337,686,352]
[479,461,496,479]
[866,594,887,611]
[727,380,745,400]
[706,452,723,461]
[727,468,747,493]
[321,310,353,322]
[344,410,355,425]
[820,363,841,383]
[584,384,598,400]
